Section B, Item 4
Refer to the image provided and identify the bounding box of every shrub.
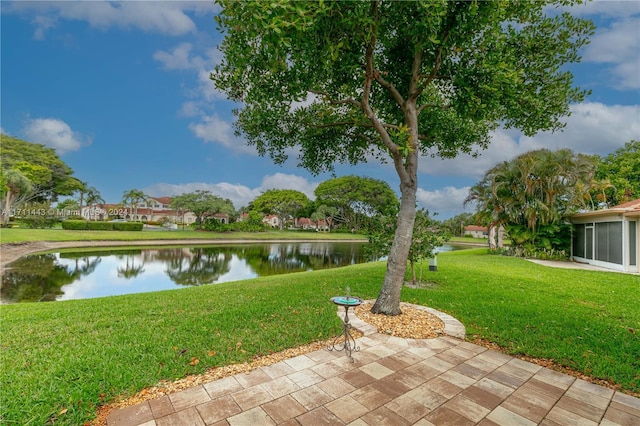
[20,216,58,229]
[229,220,267,232]
[61,220,88,230]
[87,222,114,231]
[112,222,143,231]
[202,219,230,232]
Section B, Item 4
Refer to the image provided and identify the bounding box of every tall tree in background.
[594,140,640,207]
[212,1,593,315]
[1,135,81,226]
[466,149,598,254]
[170,190,235,229]
[441,212,475,237]
[314,176,398,231]
[121,189,147,221]
[311,205,338,232]
[1,170,32,226]
[250,189,310,230]
[84,186,105,220]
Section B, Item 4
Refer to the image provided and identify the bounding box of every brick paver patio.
[107,303,640,425]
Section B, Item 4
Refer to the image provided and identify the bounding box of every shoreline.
[0,238,484,275]
[0,238,368,273]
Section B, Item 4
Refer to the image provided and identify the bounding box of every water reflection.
[1,242,365,303]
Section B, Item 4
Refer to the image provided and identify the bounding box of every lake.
[1,242,366,303]
[0,242,470,303]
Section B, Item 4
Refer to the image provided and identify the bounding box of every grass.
[0,228,366,244]
[449,236,488,245]
[1,248,638,424]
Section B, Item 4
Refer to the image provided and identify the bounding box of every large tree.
[250,189,310,230]
[314,176,398,231]
[170,190,235,229]
[1,169,32,226]
[1,135,81,226]
[212,1,593,314]
[594,140,640,207]
[311,204,338,232]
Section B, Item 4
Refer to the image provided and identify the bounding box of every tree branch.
[373,70,406,107]
[360,1,410,183]
[417,103,452,114]
[305,120,403,132]
[309,90,361,108]
[408,48,424,100]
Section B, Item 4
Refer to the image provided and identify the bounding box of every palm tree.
[84,187,105,220]
[121,189,147,222]
[466,148,600,254]
[73,180,92,219]
[1,169,33,227]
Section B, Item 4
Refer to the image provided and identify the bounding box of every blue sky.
[1,1,639,219]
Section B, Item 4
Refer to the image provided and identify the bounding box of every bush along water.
[61,220,143,231]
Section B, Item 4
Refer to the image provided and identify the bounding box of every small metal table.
[328,296,362,362]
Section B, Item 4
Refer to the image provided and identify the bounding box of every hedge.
[61,220,88,230]
[61,221,144,231]
[112,222,143,231]
[89,222,114,231]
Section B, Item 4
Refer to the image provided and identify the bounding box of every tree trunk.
[371,177,417,315]
[79,191,84,220]
[411,259,417,285]
[2,190,14,227]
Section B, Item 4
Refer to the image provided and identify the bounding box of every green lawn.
[449,236,488,245]
[1,248,638,425]
[0,227,366,244]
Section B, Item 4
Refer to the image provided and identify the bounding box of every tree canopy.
[1,135,79,198]
[212,1,593,314]
[1,134,81,226]
[314,176,398,230]
[594,140,640,206]
[170,190,235,229]
[249,189,310,230]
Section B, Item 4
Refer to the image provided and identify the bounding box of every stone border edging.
[337,299,466,339]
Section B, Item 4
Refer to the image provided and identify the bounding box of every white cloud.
[188,114,255,154]
[418,101,640,179]
[144,182,259,210]
[565,0,640,19]
[259,173,318,200]
[32,15,57,40]
[144,173,319,210]
[153,43,202,71]
[416,186,473,219]
[418,129,521,179]
[22,118,91,154]
[583,17,640,89]
[6,1,215,38]
[179,101,203,117]
[519,102,640,154]
[154,42,225,103]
